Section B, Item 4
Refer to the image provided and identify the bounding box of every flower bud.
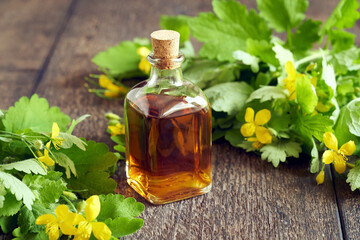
[63,191,77,200]
[33,140,44,150]
[105,112,120,121]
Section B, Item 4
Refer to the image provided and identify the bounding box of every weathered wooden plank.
[0,0,73,71]
[32,0,343,239]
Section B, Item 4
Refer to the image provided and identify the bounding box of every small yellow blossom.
[108,122,125,136]
[36,205,80,240]
[98,75,128,98]
[316,170,325,184]
[240,107,272,145]
[322,132,356,174]
[137,47,151,74]
[283,61,297,100]
[49,122,64,150]
[246,137,263,149]
[38,141,55,166]
[73,195,111,240]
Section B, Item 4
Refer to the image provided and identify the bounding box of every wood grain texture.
[30,0,349,239]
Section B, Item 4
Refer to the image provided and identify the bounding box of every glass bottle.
[124,30,212,204]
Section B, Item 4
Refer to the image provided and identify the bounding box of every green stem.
[287,27,293,50]
[295,50,330,67]
[346,162,355,169]
[61,195,77,213]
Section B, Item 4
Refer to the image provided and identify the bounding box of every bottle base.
[127,178,212,204]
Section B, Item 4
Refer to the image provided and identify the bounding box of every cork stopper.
[151,30,180,59]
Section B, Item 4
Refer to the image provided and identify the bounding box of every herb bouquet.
[88,0,360,189]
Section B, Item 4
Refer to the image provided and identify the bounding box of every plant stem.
[295,50,330,67]
[347,162,355,169]
[61,195,77,213]
[287,27,293,50]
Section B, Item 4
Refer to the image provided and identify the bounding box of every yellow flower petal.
[240,123,256,137]
[322,150,336,164]
[46,222,60,240]
[85,195,100,222]
[55,205,70,220]
[285,61,296,80]
[334,155,347,174]
[108,123,125,136]
[36,214,56,225]
[92,222,112,240]
[138,59,151,74]
[74,221,92,240]
[99,75,112,88]
[252,141,263,149]
[323,132,338,151]
[52,123,60,138]
[104,90,119,98]
[340,141,356,156]
[244,107,254,123]
[255,126,272,144]
[137,47,151,57]
[59,222,78,236]
[254,109,271,125]
[39,155,55,166]
[316,170,325,185]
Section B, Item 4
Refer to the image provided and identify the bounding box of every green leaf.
[104,217,144,238]
[0,190,22,217]
[295,75,318,114]
[347,161,360,191]
[233,50,260,73]
[17,203,51,235]
[260,141,302,167]
[246,39,279,67]
[92,41,141,76]
[58,132,87,151]
[204,82,253,115]
[52,152,77,178]
[321,56,337,92]
[183,59,239,89]
[0,215,17,234]
[321,0,360,35]
[66,114,91,134]
[272,42,294,67]
[160,15,191,44]
[329,29,355,52]
[67,172,117,198]
[256,0,309,32]
[310,138,319,174]
[0,171,34,210]
[224,128,243,147]
[331,47,360,75]
[291,19,321,52]
[247,86,288,103]
[0,159,46,175]
[294,113,333,143]
[2,94,70,133]
[189,0,271,62]
[22,172,67,207]
[97,194,145,220]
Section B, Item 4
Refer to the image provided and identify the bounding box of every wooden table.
[1,0,360,239]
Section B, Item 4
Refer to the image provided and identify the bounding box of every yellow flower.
[49,122,64,150]
[322,132,356,174]
[240,107,272,144]
[36,205,80,240]
[316,170,325,184]
[108,122,125,136]
[246,137,263,149]
[283,61,297,100]
[98,75,128,98]
[73,195,111,240]
[38,141,55,166]
[137,47,151,74]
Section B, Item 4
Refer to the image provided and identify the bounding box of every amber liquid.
[125,93,212,204]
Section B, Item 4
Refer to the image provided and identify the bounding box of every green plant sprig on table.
[0,95,144,239]
[90,0,360,190]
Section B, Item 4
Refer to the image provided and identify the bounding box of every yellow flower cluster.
[37,122,63,167]
[316,132,355,184]
[36,195,111,240]
[240,107,272,149]
[137,47,151,74]
[108,122,125,136]
[98,75,128,98]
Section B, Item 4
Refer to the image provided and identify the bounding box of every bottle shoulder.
[125,79,210,119]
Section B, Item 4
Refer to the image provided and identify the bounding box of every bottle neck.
[147,52,184,86]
